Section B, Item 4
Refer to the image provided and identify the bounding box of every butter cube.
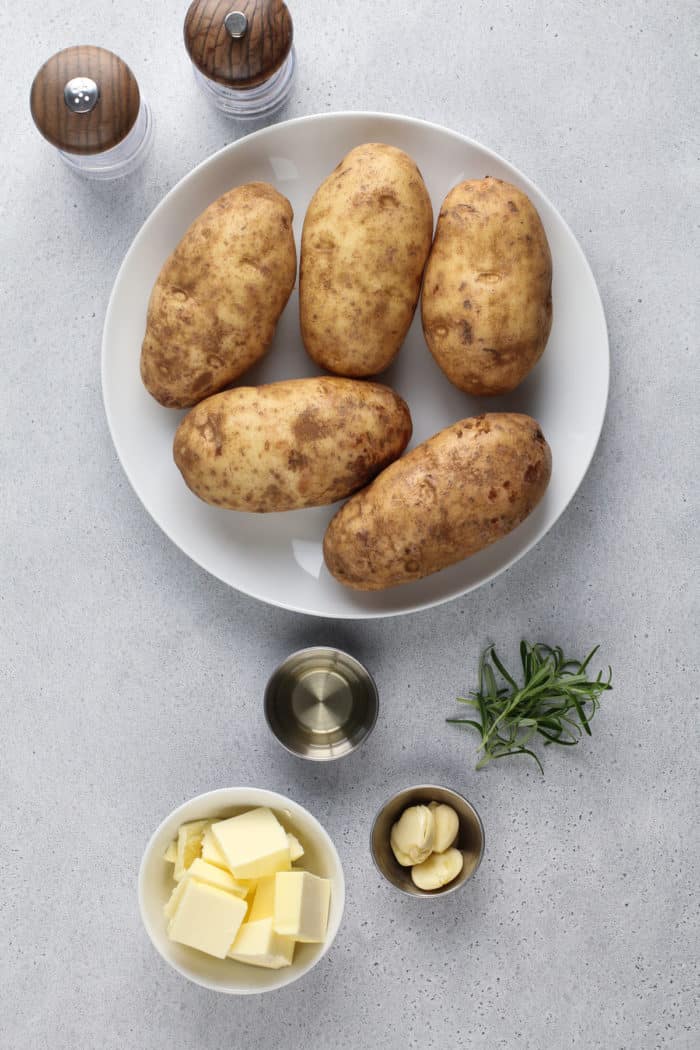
[163,879,188,919]
[182,858,248,898]
[201,825,229,871]
[163,840,178,864]
[287,833,304,863]
[247,876,276,922]
[174,820,209,882]
[212,808,291,880]
[228,918,295,970]
[273,871,331,943]
[167,879,247,959]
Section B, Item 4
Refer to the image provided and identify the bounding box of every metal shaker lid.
[184,0,294,89]
[30,46,141,155]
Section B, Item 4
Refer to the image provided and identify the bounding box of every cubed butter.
[182,858,248,898]
[247,876,276,922]
[287,833,304,863]
[201,825,229,871]
[228,918,295,970]
[167,879,247,959]
[212,808,291,880]
[273,871,331,944]
[163,879,188,919]
[174,820,209,881]
[163,840,178,864]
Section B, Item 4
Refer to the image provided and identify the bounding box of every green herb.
[447,641,612,773]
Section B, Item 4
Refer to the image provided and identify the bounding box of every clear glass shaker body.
[58,98,154,180]
[191,48,296,119]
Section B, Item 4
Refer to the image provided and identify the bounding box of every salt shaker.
[184,1,295,119]
[30,46,153,180]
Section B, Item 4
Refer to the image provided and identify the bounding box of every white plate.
[102,112,609,619]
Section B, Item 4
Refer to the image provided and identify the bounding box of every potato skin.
[323,413,551,590]
[300,143,434,376]
[141,183,296,408]
[173,378,412,512]
[421,178,552,395]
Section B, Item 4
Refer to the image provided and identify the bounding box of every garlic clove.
[428,802,460,853]
[410,847,464,891]
[390,805,435,866]
[389,839,413,866]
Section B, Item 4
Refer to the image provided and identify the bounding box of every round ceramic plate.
[102,112,608,619]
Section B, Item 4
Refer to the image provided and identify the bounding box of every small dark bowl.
[264,647,379,761]
[370,785,485,897]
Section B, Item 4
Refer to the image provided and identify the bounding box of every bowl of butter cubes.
[138,787,345,993]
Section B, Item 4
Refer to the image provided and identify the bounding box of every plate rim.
[102,110,609,620]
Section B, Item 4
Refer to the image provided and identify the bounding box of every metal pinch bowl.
[264,647,379,761]
[371,785,485,897]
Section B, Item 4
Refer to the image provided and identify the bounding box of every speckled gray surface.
[2,1,698,1047]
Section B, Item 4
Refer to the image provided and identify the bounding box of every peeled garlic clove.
[429,802,460,853]
[389,839,413,866]
[411,847,464,891]
[390,805,435,866]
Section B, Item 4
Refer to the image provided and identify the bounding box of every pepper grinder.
[184,1,295,119]
[30,46,153,180]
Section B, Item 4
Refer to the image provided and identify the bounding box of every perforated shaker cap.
[30,46,141,155]
[184,0,294,89]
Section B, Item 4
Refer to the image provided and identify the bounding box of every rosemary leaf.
[448,641,612,773]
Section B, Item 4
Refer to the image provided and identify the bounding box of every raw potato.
[140,182,296,408]
[173,377,412,512]
[300,143,434,376]
[421,178,552,395]
[323,413,552,590]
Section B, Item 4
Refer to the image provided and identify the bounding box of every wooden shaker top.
[184,0,293,89]
[30,46,140,155]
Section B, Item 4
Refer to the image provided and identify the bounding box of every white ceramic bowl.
[103,111,609,619]
[138,787,345,994]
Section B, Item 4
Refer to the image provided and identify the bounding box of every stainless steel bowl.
[264,647,379,761]
[370,785,485,897]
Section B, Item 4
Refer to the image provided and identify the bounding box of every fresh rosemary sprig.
[447,641,612,773]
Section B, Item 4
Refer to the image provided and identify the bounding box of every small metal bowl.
[370,785,485,897]
[264,647,379,761]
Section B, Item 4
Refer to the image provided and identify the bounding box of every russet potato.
[173,377,412,512]
[141,182,296,408]
[300,143,434,376]
[323,413,551,590]
[421,178,552,395]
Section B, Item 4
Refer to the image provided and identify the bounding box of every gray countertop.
[2,2,697,1047]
